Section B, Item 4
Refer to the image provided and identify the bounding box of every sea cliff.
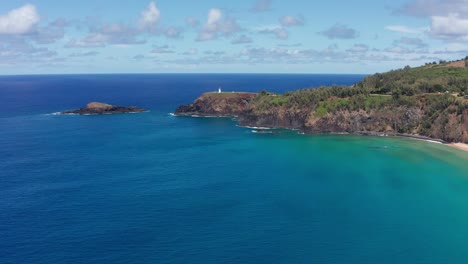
[176,59,468,144]
[175,92,256,117]
[176,92,467,144]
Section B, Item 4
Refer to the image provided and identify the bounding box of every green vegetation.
[256,58,468,110]
[255,85,371,112]
[250,58,468,141]
[269,96,289,106]
[365,95,392,110]
[358,62,468,95]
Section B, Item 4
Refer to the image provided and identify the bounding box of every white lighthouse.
[218,87,222,93]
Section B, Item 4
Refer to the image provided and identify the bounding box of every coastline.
[449,143,468,152]
[175,113,468,151]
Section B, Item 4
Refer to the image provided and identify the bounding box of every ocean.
[1,74,467,264]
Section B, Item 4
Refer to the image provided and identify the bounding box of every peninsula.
[176,59,468,149]
[61,102,146,115]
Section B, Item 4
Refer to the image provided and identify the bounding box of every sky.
[1,0,468,74]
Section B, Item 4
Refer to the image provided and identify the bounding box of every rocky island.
[176,59,468,148]
[61,102,146,115]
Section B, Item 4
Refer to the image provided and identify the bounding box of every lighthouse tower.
[218,87,222,93]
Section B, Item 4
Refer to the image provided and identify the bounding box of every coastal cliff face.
[175,92,257,116]
[239,108,309,129]
[176,93,468,144]
[464,109,468,142]
[238,105,425,136]
[303,107,423,134]
[431,108,468,143]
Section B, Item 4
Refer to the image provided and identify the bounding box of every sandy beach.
[449,143,468,152]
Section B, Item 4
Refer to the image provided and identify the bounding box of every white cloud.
[139,1,160,31]
[65,22,145,48]
[151,45,174,54]
[69,51,99,57]
[430,13,468,40]
[66,1,179,48]
[0,4,40,34]
[66,33,108,48]
[164,26,183,38]
[0,38,60,66]
[182,48,198,56]
[320,24,358,39]
[393,1,468,41]
[273,27,288,39]
[257,25,289,40]
[384,46,413,54]
[231,35,253,44]
[196,8,241,41]
[186,17,200,27]
[207,9,222,25]
[196,32,216,41]
[346,44,369,53]
[394,37,427,47]
[395,0,468,18]
[385,25,423,34]
[279,15,305,27]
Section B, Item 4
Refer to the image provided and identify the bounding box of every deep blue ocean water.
[1,74,467,264]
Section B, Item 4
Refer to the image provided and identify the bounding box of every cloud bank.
[0,4,40,34]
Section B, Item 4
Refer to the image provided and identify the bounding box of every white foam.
[170,113,226,118]
[237,125,274,130]
[45,112,61,116]
[398,135,444,145]
[47,112,78,116]
[190,115,227,118]
[420,139,443,144]
[251,130,273,134]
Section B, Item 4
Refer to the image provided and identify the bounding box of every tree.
[404,65,411,70]
[392,88,401,100]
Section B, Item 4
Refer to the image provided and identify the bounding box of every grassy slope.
[359,61,468,95]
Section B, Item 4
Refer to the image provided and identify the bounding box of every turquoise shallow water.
[1,74,467,264]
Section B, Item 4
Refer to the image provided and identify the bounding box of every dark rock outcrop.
[61,102,146,115]
[239,108,310,129]
[175,92,257,117]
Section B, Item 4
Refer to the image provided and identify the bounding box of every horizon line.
[0,72,371,77]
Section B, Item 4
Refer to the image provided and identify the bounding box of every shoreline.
[174,113,468,152]
[448,143,468,152]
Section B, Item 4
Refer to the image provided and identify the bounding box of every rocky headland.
[175,59,468,148]
[175,92,257,117]
[61,102,146,115]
